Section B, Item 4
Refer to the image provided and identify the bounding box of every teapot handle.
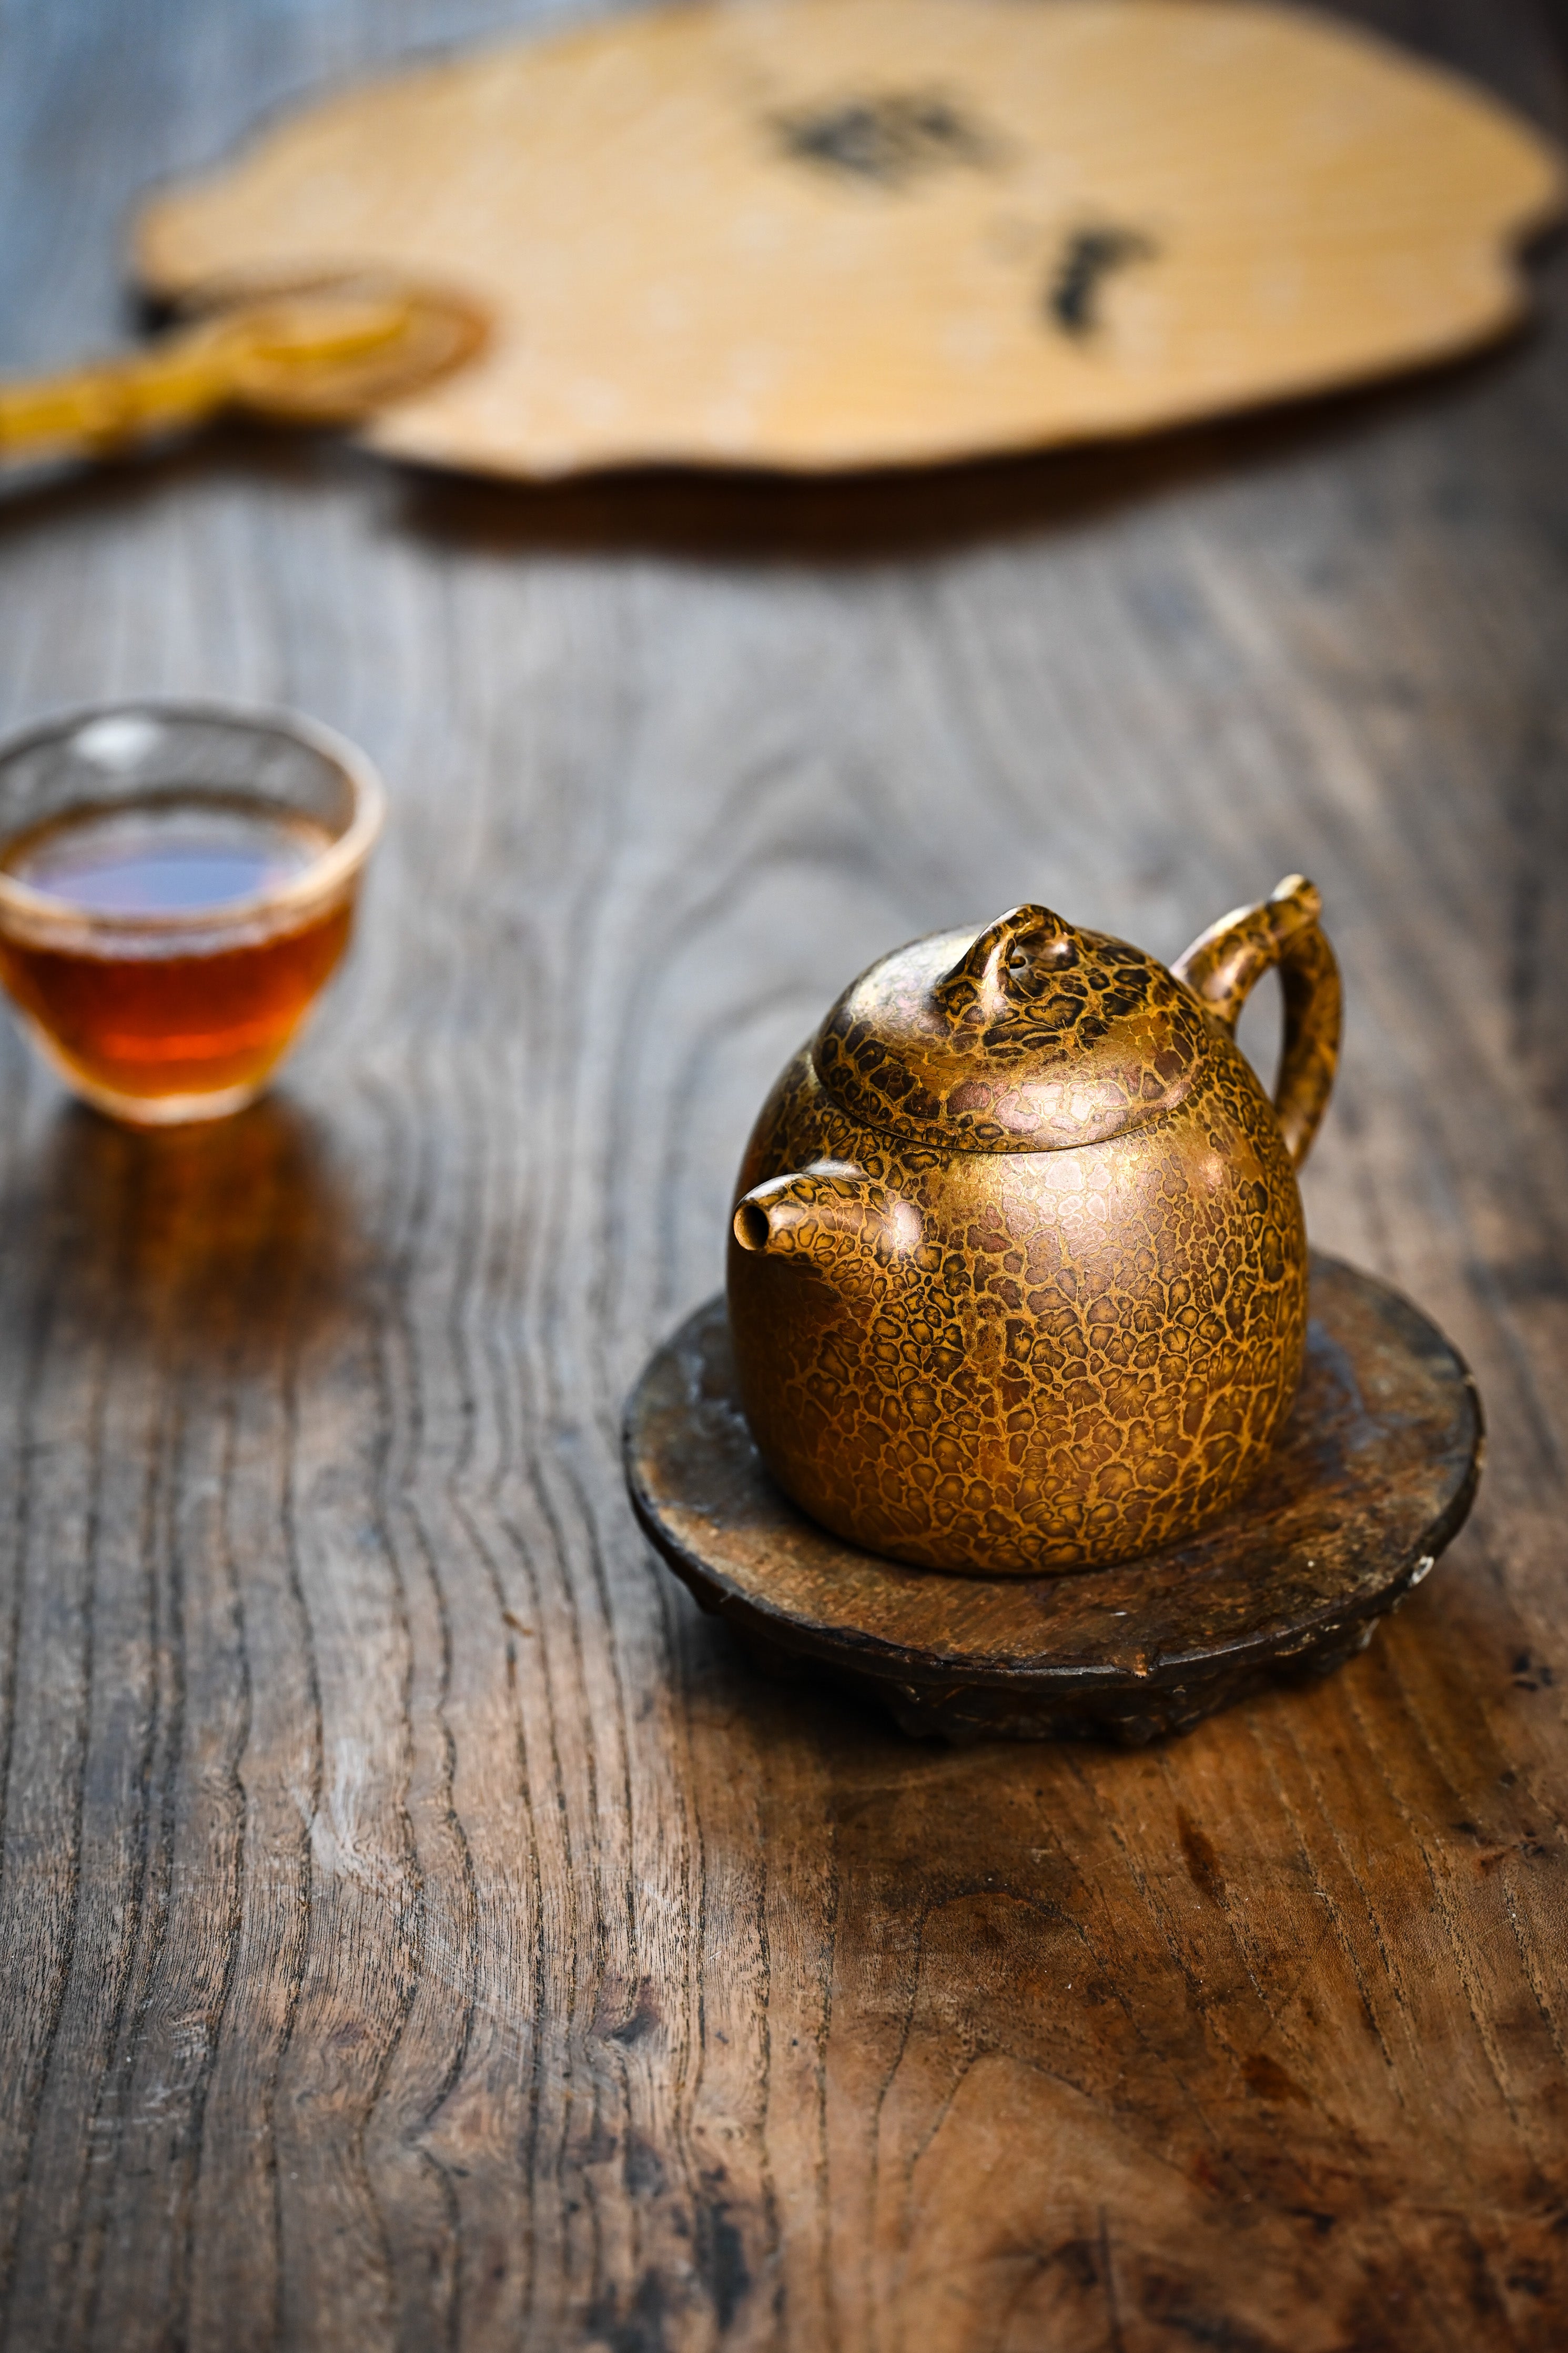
[1172,875,1341,1169]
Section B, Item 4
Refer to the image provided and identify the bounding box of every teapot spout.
[732,1162,921,1275]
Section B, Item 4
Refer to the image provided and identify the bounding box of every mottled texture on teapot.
[815,904,1216,1152]
[728,878,1341,1576]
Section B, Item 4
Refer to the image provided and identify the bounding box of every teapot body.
[729,1037,1306,1574]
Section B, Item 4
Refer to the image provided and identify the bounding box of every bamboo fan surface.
[136,0,1566,479]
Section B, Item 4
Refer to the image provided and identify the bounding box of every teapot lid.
[812,904,1215,1153]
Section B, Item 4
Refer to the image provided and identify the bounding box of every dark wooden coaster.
[624,1254,1483,1744]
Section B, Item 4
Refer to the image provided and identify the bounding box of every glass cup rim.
[0,696,387,943]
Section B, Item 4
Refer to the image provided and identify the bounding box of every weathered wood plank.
[0,2,1565,2347]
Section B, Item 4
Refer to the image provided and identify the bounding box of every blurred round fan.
[135,0,1565,479]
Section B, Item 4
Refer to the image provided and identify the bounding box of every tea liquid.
[0,793,352,1108]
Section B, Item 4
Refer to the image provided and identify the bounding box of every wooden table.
[1,4,1566,2346]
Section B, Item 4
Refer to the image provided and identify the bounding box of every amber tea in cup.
[0,702,383,1124]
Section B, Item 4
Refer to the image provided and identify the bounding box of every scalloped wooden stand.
[136,0,1565,480]
[624,1257,1482,1745]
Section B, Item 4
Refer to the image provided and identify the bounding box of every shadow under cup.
[0,702,383,1125]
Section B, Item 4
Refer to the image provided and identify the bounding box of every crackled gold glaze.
[813,903,1216,1152]
[728,878,1340,1574]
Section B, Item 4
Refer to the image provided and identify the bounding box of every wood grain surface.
[1,2,1566,2347]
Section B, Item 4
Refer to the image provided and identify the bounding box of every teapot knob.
[933,904,1079,1025]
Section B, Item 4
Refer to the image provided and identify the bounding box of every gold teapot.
[727,878,1340,1575]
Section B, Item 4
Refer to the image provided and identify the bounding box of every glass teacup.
[0,700,383,1124]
